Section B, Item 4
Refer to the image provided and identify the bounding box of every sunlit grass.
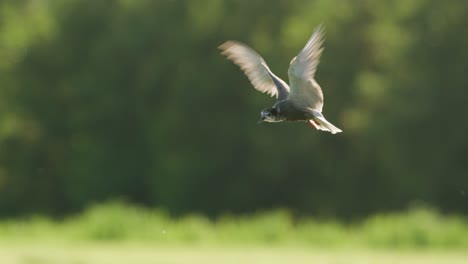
[1,244,468,264]
[1,202,467,263]
[1,202,468,250]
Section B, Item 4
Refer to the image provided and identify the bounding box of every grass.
[1,244,468,264]
[1,202,468,263]
[1,202,468,249]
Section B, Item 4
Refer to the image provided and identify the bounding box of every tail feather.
[308,115,342,134]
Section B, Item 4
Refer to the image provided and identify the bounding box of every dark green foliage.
[0,0,467,218]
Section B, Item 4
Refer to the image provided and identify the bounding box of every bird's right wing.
[219,41,290,100]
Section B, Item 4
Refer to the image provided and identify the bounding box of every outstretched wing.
[219,41,290,100]
[287,25,325,112]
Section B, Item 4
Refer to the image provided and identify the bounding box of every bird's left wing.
[287,25,325,112]
[219,41,289,100]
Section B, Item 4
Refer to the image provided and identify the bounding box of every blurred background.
[1,0,468,263]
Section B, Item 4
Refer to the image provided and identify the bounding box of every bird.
[218,25,342,134]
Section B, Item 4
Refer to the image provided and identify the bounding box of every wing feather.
[287,25,325,112]
[219,41,289,100]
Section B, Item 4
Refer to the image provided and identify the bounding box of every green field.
[1,244,468,264]
[1,203,468,264]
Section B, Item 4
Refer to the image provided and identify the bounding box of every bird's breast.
[276,102,308,121]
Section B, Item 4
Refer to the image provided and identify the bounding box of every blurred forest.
[0,0,467,219]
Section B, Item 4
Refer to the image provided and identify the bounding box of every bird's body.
[268,100,309,122]
[219,25,342,134]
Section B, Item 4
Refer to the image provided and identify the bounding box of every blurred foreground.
[1,202,468,264]
[1,245,468,264]
[1,202,468,248]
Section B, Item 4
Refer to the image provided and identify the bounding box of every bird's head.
[258,108,278,123]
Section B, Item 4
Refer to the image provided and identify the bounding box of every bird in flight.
[219,25,342,134]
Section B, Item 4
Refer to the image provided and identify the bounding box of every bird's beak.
[257,117,265,124]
